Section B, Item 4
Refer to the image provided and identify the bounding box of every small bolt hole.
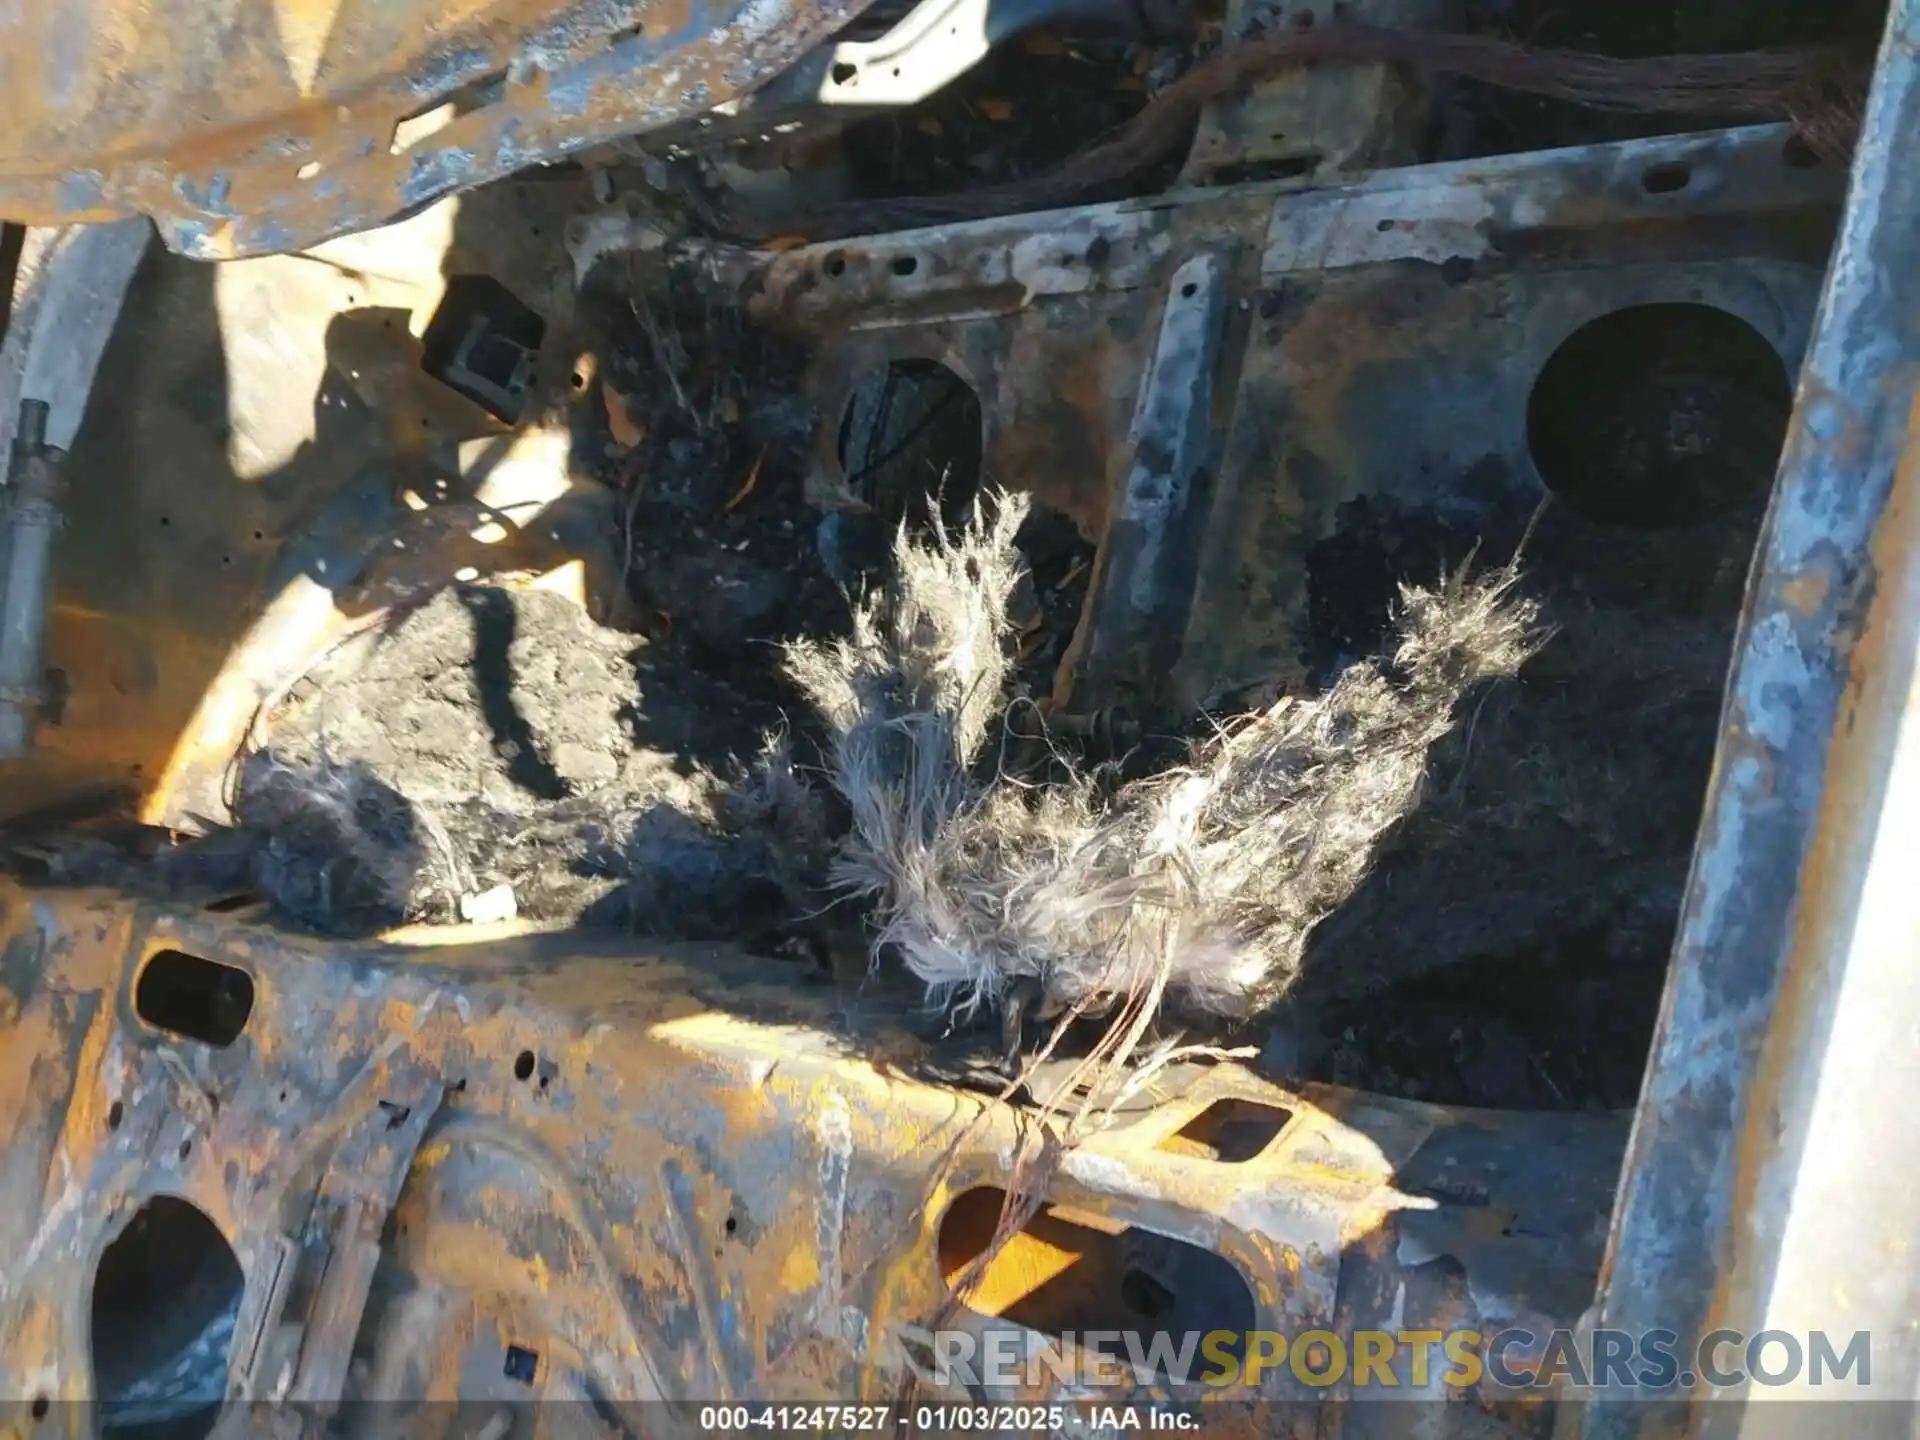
[1641,161,1692,194]
[891,254,918,277]
[514,1050,536,1081]
[107,1101,123,1130]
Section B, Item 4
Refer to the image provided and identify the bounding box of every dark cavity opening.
[1640,161,1692,194]
[134,951,254,1048]
[91,1195,243,1438]
[937,1187,1255,1378]
[1782,134,1822,169]
[1526,304,1790,530]
[503,1345,540,1384]
[837,359,983,533]
[1204,152,1322,187]
[421,275,547,424]
[1159,1098,1292,1163]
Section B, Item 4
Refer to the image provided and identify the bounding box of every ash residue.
[189,585,822,939]
[156,261,1094,948]
[1285,491,1761,1107]
[596,263,854,710]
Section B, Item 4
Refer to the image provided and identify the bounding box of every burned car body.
[0,0,1916,1435]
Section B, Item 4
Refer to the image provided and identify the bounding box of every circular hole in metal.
[890,254,919,277]
[514,1050,536,1081]
[1526,304,1789,530]
[107,1101,123,1130]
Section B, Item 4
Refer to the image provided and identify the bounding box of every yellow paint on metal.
[780,1241,821,1295]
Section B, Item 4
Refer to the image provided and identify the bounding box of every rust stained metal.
[1578,0,1920,1427]
[0,32,1893,1420]
[0,0,878,259]
[722,122,1839,716]
[1181,0,1448,188]
[0,174,630,831]
[0,882,1620,1417]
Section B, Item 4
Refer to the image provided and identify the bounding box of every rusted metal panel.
[0,0,876,259]
[0,173,626,830]
[719,123,1838,717]
[1071,249,1231,712]
[1182,0,1455,187]
[0,882,1620,1423]
[1577,0,1920,1430]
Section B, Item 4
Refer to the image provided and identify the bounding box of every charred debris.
[9,0,1877,1111]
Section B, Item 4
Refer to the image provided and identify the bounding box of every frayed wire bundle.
[787,491,1544,1035]
[779,24,1864,239]
[787,492,1541,1373]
